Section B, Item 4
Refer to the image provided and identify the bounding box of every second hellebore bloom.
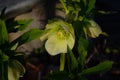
[84,20,102,38]
[40,20,75,56]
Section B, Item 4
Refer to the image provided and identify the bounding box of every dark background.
[0,0,120,80]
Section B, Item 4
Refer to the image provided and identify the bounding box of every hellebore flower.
[8,60,25,80]
[84,20,102,38]
[40,20,75,56]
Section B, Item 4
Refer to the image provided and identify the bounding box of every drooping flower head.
[40,20,75,56]
[84,20,102,38]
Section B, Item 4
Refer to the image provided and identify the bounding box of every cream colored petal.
[89,27,101,38]
[61,21,75,48]
[88,20,102,38]
[66,34,75,49]
[45,34,67,56]
[8,60,25,80]
[62,22,75,38]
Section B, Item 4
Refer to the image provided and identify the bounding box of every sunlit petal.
[45,34,67,56]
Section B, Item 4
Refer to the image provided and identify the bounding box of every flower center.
[57,29,68,40]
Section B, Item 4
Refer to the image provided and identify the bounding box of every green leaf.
[13,52,25,65]
[86,0,96,14]
[83,0,87,6]
[97,10,115,14]
[15,19,33,31]
[78,51,87,70]
[8,60,25,80]
[0,50,8,80]
[0,50,8,62]
[0,54,9,62]
[10,42,19,50]
[46,71,68,80]
[67,46,78,72]
[0,7,6,19]
[78,37,88,52]
[73,21,83,37]
[79,0,87,15]
[10,28,44,48]
[0,19,9,46]
[80,61,113,75]
[77,37,88,69]
[0,61,8,80]
[6,19,33,32]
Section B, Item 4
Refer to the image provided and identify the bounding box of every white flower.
[8,60,25,80]
[84,20,102,38]
[40,20,75,56]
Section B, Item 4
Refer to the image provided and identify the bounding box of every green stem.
[60,53,65,71]
[59,0,69,15]
[40,29,49,41]
[74,11,79,21]
[0,50,8,80]
[0,59,5,80]
[83,27,88,39]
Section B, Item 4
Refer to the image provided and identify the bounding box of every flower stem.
[59,0,69,15]
[60,53,65,71]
